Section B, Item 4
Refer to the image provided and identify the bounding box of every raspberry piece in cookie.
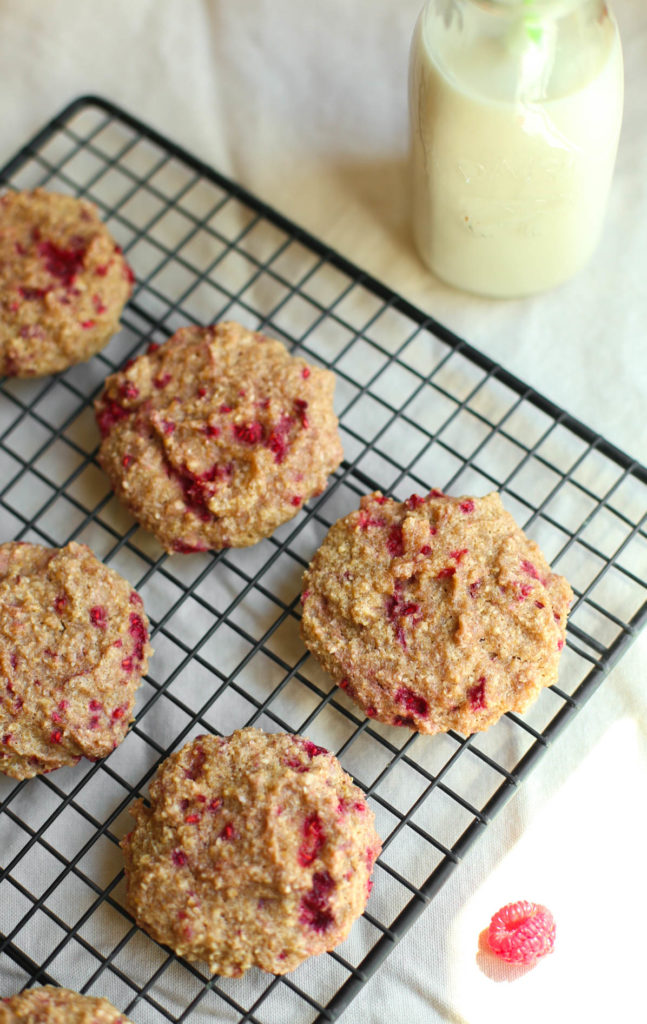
[0,188,134,377]
[94,321,343,552]
[121,727,381,975]
[0,541,152,779]
[300,490,573,734]
[0,986,133,1023]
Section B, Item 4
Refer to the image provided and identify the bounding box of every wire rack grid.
[0,96,645,1024]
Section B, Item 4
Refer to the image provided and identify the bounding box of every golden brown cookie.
[0,189,133,377]
[0,986,132,1023]
[0,541,152,779]
[300,490,573,734]
[94,321,343,552]
[121,728,381,976]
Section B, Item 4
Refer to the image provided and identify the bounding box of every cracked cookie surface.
[300,491,573,734]
[0,541,151,779]
[95,321,343,552]
[121,727,381,975]
[0,189,133,377]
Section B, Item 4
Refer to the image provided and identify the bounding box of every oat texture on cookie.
[0,541,152,779]
[0,188,134,377]
[300,490,573,734]
[121,728,381,976]
[0,986,133,1023]
[95,321,344,553]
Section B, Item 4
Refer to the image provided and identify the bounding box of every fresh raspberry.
[487,901,555,964]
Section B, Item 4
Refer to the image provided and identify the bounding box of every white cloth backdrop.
[0,1,645,1022]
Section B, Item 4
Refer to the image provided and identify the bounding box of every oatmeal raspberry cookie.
[300,490,573,734]
[121,728,381,976]
[0,541,151,779]
[0,987,132,1023]
[0,189,134,377]
[94,321,343,552]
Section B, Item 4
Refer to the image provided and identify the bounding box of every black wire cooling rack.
[0,95,646,1024]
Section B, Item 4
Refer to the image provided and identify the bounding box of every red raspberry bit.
[2,734,12,745]
[428,488,447,498]
[298,813,326,867]
[219,404,232,414]
[80,319,95,329]
[220,822,236,840]
[147,341,160,353]
[468,677,487,710]
[185,813,201,824]
[19,285,49,301]
[405,494,426,510]
[487,901,556,965]
[89,699,103,712]
[111,706,126,720]
[420,544,432,555]
[197,386,207,397]
[557,638,564,650]
[92,295,107,314]
[366,707,377,718]
[123,262,135,286]
[171,849,187,867]
[516,583,533,601]
[468,579,482,599]
[290,495,302,507]
[38,239,86,287]
[119,380,140,401]
[49,729,62,744]
[121,656,134,673]
[302,366,311,378]
[460,499,475,514]
[203,424,220,437]
[436,566,456,579]
[294,398,309,428]
[90,605,107,628]
[129,613,148,660]
[339,678,349,690]
[89,715,101,730]
[129,591,143,606]
[173,539,209,553]
[208,797,222,812]
[153,372,172,390]
[300,871,335,933]
[395,685,429,718]
[95,397,129,437]
[58,700,69,712]
[358,509,386,530]
[233,421,265,445]
[521,559,541,580]
[450,548,468,563]
[393,715,415,727]
[95,264,109,277]
[300,739,328,758]
[161,419,176,435]
[535,600,545,609]
[53,594,67,613]
[386,523,404,557]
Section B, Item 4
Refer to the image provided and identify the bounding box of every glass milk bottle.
[409,0,624,297]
